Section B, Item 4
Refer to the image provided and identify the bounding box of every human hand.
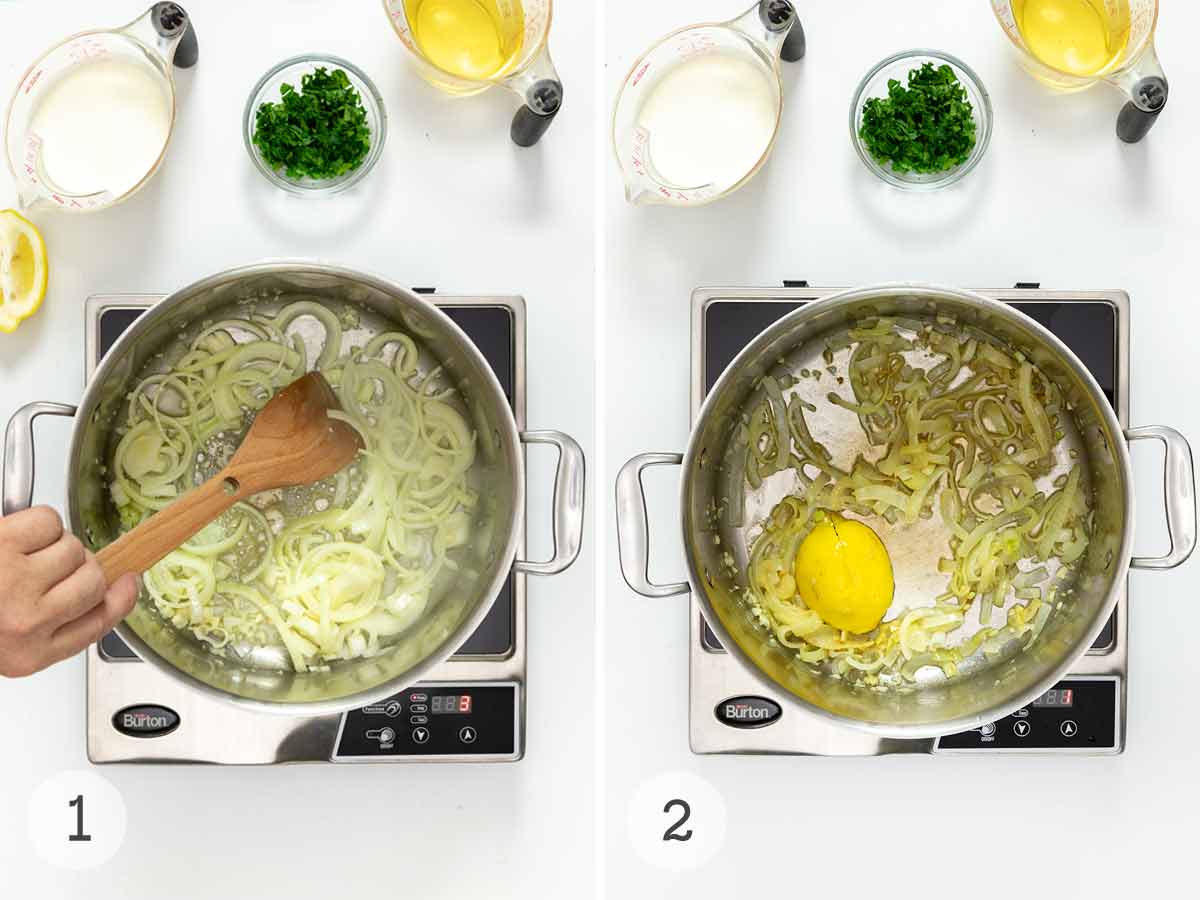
[0,506,139,677]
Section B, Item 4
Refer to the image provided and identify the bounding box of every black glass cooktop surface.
[700,296,1119,653]
[97,304,516,662]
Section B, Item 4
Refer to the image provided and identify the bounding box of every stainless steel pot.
[2,262,585,715]
[617,284,1196,738]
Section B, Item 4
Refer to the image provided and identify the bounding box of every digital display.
[1032,688,1074,708]
[431,694,472,715]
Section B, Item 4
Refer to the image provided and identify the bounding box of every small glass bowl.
[244,54,387,196]
[850,49,992,191]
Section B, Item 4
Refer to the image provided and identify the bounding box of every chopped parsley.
[253,67,371,181]
[859,62,977,175]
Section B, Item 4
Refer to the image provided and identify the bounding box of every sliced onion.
[110,300,478,672]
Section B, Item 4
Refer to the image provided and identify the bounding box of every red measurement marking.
[676,34,718,61]
[24,69,44,95]
[631,62,651,87]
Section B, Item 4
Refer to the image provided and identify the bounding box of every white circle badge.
[28,770,127,870]
[627,770,728,872]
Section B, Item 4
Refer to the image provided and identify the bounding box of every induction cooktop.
[86,291,528,764]
[689,284,1128,756]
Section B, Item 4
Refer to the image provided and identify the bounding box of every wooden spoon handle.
[97,473,242,585]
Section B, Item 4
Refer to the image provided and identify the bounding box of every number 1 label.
[68,794,92,842]
[28,771,126,869]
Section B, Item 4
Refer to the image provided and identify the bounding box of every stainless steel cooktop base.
[688,285,1129,757]
[85,293,528,765]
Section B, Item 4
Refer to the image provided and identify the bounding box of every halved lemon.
[0,209,49,333]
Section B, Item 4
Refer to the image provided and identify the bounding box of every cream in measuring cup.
[613,0,806,207]
[29,60,172,199]
[4,3,198,213]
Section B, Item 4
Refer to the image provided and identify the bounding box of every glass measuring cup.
[382,0,563,147]
[991,0,1166,142]
[612,0,806,207]
[3,2,198,214]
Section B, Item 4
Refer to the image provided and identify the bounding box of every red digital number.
[459,695,471,713]
[1062,689,1073,706]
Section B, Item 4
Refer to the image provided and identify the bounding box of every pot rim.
[67,259,526,717]
[682,282,1136,739]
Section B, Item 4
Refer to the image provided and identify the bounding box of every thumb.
[107,572,141,618]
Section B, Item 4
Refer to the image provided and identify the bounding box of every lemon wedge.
[0,209,49,333]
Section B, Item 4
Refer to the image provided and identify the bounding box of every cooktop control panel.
[934,677,1120,753]
[333,684,520,761]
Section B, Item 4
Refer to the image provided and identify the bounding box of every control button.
[409,693,428,703]
[410,704,428,714]
[411,726,430,745]
[365,727,396,749]
[362,699,403,718]
[410,715,429,725]
[1013,708,1030,718]
[1013,720,1031,738]
[1061,720,1079,738]
[978,722,996,738]
[459,726,478,745]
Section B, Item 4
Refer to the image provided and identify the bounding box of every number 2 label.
[662,799,693,842]
[629,772,726,872]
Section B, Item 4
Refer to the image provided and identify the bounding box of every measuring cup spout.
[615,125,716,206]
[119,3,199,71]
[622,176,663,207]
[504,47,563,148]
[16,182,47,213]
[1110,42,1167,143]
[728,0,806,64]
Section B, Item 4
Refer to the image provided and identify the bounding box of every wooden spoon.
[97,372,363,585]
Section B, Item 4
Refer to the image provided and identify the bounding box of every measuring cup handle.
[1116,76,1167,143]
[781,19,806,63]
[752,1,806,64]
[511,79,563,148]
[507,44,563,147]
[1111,42,1166,144]
[164,4,199,69]
[126,4,198,69]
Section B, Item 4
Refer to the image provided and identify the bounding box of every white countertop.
[5,0,1200,895]
[603,0,1200,897]
[0,1,596,897]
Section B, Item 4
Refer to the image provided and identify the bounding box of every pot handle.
[2,402,77,517]
[615,453,688,598]
[514,430,585,576]
[1127,426,1197,570]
